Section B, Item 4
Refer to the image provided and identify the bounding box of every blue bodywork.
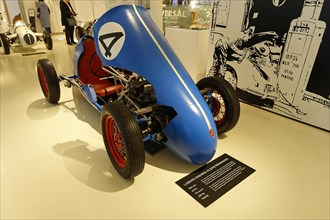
[74,5,217,164]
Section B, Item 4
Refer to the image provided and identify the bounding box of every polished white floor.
[1,34,329,219]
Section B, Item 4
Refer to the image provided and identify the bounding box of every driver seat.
[78,36,122,97]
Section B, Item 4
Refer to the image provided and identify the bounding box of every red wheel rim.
[38,67,49,97]
[104,115,126,168]
[206,88,226,126]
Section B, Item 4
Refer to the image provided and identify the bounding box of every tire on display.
[197,76,240,134]
[37,59,60,104]
[0,33,10,54]
[43,31,53,50]
[101,101,145,179]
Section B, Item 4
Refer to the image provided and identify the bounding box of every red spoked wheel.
[104,115,126,168]
[37,59,60,104]
[39,67,49,98]
[101,101,145,178]
[197,76,240,134]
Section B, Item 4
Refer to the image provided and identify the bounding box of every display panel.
[162,1,212,30]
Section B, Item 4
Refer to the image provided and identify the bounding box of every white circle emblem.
[98,22,125,61]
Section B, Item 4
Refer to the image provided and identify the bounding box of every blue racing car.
[37,5,240,178]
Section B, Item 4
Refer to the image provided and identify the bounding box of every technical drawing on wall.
[206,0,329,130]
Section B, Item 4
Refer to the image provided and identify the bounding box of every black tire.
[43,31,53,50]
[37,59,60,104]
[0,33,10,54]
[101,101,145,178]
[197,76,240,134]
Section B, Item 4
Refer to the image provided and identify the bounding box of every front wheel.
[0,33,10,54]
[197,76,240,134]
[43,31,53,50]
[101,101,145,178]
[37,59,60,103]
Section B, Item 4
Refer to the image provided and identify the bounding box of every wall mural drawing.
[206,0,329,130]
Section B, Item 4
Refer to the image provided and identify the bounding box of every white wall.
[149,0,163,32]
[16,0,159,34]
[47,0,63,33]
[19,0,62,33]
[72,0,95,22]
[5,0,20,24]
[0,0,9,23]
[106,0,137,9]
[91,0,107,19]
[71,0,107,22]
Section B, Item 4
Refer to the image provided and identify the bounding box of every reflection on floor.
[1,34,329,219]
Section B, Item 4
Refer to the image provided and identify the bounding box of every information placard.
[176,154,255,207]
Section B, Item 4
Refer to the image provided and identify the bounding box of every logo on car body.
[98,22,125,61]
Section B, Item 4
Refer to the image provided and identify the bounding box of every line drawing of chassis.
[36,5,240,179]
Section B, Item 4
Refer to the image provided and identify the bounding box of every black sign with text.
[176,154,255,207]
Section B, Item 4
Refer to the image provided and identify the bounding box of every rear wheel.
[43,31,53,50]
[37,59,60,103]
[197,76,240,134]
[0,33,10,54]
[101,101,145,178]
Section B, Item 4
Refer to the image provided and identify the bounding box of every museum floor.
[1,34,329,219]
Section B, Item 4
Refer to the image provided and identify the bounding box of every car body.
[37,5,240,178]
[0,14,52,55]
